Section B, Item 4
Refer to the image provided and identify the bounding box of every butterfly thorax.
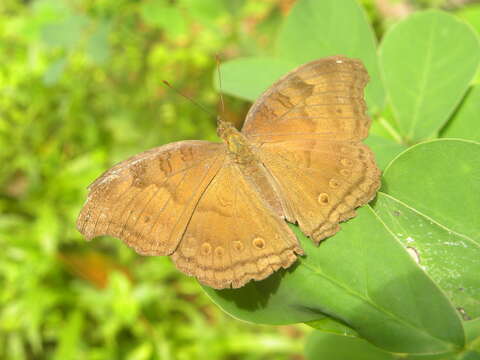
[217,118,256,164]
[216,117,289,217]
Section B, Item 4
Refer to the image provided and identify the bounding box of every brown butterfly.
[77,55,381,289]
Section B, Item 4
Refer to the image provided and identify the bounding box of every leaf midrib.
[378,192,479,249]
[407,15,437,140]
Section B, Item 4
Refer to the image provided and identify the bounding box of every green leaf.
[276,0,384,112]
[305,331,397,360]
[204,207,465,354]
[457,4,480,38]
[140,2,187,38]
[108,272,139,325]
[441,86,480,142]
[461,351,480,360]
[379,10,480,143]
[216,57,296,101]
[43,58,67,85]
[87,22,111,65]
[305,330,469,359]
[179,0,225,24]
[41,14,88,49]
[369,105,404,142]
[364,134,406,170]
[374,139,480,319]
[465,319,480,355]
[52,311,84,360]
[126,343,153,360]
[305,318,358,337]
[380,139,480,246]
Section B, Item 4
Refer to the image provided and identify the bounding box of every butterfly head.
[216,116,231,135]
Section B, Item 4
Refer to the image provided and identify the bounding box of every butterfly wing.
[242,56,371,142]
[171,161,303,289]
[242,56,381,243]
[77,140,225,256]
[258,140,380,243]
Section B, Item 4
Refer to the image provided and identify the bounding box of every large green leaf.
[373,139,480,319]
[441,85,480,142]
[204,207,464,354]
[276,0,384,112]
[379,10,480,143]
[217,57,295,102]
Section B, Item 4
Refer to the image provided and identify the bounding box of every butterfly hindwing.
[258,139,380,243]
[171,161,303,289]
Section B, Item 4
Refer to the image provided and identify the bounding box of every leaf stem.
[378,117,404,144]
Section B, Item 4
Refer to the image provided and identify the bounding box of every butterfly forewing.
[242,56,370,142]
[77,141,224,256]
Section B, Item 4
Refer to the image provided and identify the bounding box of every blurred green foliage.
[0,1,307,359]
[1,0,478,359]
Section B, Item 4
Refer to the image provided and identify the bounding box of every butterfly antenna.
[216,54,225,119]
[162,80,216,119]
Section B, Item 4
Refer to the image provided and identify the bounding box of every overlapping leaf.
[379,11,480,143]
[441,85,480,142]
[373,139,480,319]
